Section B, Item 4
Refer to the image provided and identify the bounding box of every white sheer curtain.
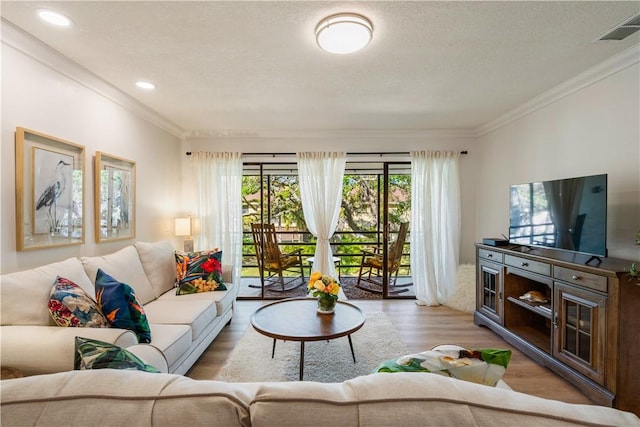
[410,151,461,306]
[297,152,346,277]
[191,152,243,284]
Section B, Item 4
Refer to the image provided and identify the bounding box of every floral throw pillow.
[49,276,109,328]
[95,269,151,343]
[175,249,219,282]
[74,336,160,373]
[175,250,227,295]
[372,344,511,387]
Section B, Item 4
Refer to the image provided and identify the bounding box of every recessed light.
[37,9,72,27]
[135,81,156,90]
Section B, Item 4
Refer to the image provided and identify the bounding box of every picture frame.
[94,151,136,242]
[15,127,85,251]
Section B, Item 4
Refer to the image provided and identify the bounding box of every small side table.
[1,367,24,380]
[306,256,341,280]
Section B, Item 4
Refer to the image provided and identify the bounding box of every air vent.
[599,12,640,41]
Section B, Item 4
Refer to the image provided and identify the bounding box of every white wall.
[1,32,183,273]
[186,135,481,264]
[476,63,640,261]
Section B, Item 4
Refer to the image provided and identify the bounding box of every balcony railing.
[242,229,410,277]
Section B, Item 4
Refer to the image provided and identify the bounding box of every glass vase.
[317,296,336,314]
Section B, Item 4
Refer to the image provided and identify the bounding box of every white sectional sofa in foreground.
[0,240,238,376]
[2,369,638,426]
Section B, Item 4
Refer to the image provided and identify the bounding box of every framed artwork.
[94,152,136,242]
[15,127,85,251]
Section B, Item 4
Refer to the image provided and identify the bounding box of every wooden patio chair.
[251,223,305,292]
[356,222,410,294]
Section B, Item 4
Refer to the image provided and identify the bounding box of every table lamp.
[175,217,193,252]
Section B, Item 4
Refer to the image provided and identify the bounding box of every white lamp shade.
[175,218,192,236]
[316,13,373,54]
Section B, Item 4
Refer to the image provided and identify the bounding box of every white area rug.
[444,264,476,313]
[216,312,407,383]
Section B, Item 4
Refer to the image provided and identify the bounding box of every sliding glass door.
[380,162,412,298]
[241,163,307,298]
[238,160,413,299]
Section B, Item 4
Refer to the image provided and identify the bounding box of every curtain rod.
[185,151,468,156]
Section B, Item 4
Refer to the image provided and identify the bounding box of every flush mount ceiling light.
[315,13,373,54]
[135,81,156,90]
[37,9,72,27]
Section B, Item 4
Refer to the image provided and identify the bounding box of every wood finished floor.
[186,299,592,406]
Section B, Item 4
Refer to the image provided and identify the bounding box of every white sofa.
[0,240,238,376]
[2,369,638,426]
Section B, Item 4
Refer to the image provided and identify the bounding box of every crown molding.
[476,45,640,137]
[1,19,186,138]
[184,128,477,140]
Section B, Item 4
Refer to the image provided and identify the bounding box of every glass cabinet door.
[477,260,503,324]
[554,282,606,384]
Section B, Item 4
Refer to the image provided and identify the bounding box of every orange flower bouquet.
[308,271,341,314]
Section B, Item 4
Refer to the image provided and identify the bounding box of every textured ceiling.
[2,1,639,136]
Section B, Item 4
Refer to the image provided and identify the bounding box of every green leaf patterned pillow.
[372,344,511,387]
[175,250,227,295]
[74,336,160,373]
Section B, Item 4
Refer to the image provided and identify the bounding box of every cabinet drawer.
[554,266,607,293]
[478,248,503,263]
[504,254,550,277]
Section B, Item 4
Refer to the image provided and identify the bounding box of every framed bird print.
[94,152,135,242]
[32,147,74,235]
[15,127,85,251]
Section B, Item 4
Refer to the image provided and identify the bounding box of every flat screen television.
[509,174,607,258]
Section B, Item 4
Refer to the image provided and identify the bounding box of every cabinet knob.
[521,262,529,267]
[572,275,580,281]
[487,254,493,258]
